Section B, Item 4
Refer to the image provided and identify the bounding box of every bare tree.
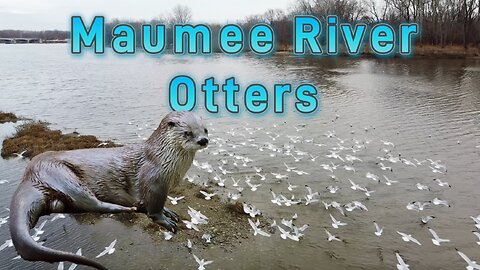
[170,4,192,24]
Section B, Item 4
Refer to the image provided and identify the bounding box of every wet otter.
[9,111,209,270]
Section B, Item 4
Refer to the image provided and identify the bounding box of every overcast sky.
[0,0,294,30]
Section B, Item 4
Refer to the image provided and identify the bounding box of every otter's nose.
[197,138,209,146]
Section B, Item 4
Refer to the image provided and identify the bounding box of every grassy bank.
[0,112,20,124]
[1,120,120,158]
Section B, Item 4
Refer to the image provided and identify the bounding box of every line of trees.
[0,30,69,40]
[251,0,480,49]
[2,1,479,49]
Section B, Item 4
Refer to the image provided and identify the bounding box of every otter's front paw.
[163,207,180,222]
[152,214,178,233]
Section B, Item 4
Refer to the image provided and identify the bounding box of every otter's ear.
[167,121,177,127]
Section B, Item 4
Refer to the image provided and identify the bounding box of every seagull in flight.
[248,218,271,237]
[193,254,213,270]
[428,227,450,246]
[373,221,383,236]
[199,191,216,200]
[330,214,347,229]
[456,248,480,270]
[167,196,184,205]
[324,229,341,242]
[96,239,117,258]
[397,231,422,245]
[396,252,410,270]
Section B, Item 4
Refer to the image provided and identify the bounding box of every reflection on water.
[0,45,479,269]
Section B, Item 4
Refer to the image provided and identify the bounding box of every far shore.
[1,42,478,59]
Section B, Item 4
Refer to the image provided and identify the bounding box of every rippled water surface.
[0,44,479,270]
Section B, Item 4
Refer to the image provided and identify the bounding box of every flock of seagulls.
[0,115,478,270]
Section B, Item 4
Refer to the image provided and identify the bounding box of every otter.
[9,111,209,270]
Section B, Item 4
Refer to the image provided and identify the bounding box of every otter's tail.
[9,181,108,270]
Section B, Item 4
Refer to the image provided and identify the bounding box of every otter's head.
[159,111,209,152]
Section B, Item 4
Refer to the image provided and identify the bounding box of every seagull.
[396,252,410,270]
[13,150,27,159]
[199,191,216,200]
[277,225,299,241]
[96,239,117,258]
[433,178,451,187]
[32,220,48,241]
[271,172,288,180]
[253,172,265,181]
[416,183,430,191]
[326,185,339,194]
[248,218,271,237]
[330,214,347,229]
[283,162,297,172]
[432,198,450,207]
[51,213,66,221]
[428,227,450,246]
[473,231,480,245]
[192,254,213,270]
[343,165,356,173]
[366,172,380,183]
[183,220,200,231]
[383,175,398,186]
[186,239,193,251]
[0,239,13,251]
[167,196,185,205]
[381,140,395,147]
[243,203,261,218]
[164,231,173,240]
[287,182,298,191]
[397,231,422,245]
[349,179,363,190]
[421,216,435,224]
[227,192,241,201]
[378,162,393,171]
[0,216,9,227]
[201,234,212,243]
[246,181,261,191]
[456,248,480,270]
[373,221,383,236]
[68,249,82,270]
[325,229,342,242]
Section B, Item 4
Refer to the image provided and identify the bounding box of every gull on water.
[432,198,450,207]
[433,178,451,187]
[201,234,212,243]
[473,231,480,245]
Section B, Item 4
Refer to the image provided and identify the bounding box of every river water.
[0,44,479,269]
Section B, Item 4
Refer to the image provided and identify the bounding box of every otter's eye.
[204,128,208,134]
[184,131,193,137]
[168,121,176,127]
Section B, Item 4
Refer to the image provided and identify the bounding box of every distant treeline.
[0,30,69,40]
[3,0,479,48]
[102,0,479,51]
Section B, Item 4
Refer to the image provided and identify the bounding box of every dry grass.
[0,112,20,124]
[1,120,121,159]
